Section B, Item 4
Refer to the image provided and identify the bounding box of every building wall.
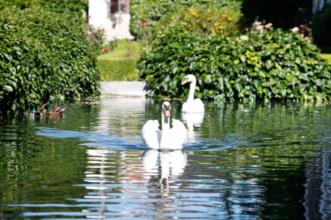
[88,0,133,42]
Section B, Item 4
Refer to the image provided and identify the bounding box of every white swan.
[181,74,204,113]
[142,101,187,150]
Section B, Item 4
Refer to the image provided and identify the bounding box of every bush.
[86,27,107,56]
[38,0,87,17]
[0,0,37,9]
[98,59,138,81]
[0,6,100,115]
[138,24,331,103]
[130,0,242,42]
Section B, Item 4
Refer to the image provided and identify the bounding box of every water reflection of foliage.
[192,102,330,218]
[201,102,330,145]
[190,145,317,219]
[0,121,87,205]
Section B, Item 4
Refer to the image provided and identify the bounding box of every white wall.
[88,0,133,42]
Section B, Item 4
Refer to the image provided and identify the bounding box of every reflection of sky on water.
[94,97,147,136]
[35,98,252,151]
[36,127,145,150]
[36,126,251,152]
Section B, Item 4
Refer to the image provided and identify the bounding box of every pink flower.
[253,21,262,27]
[265,23,273,29]
[252,21,264,31]
[291,27,299,33]
[256,25,264,31]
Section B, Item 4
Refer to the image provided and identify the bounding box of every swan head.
[162,101,171,124]
[181,74,196,85]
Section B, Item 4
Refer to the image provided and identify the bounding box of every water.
[0,97,330,219]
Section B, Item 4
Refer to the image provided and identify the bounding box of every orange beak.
[164,109,171,117]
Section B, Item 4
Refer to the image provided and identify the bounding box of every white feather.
[142,101,187,149]
[181,74,205,113]
[142,120,160,149]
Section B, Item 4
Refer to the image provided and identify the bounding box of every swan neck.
[188,80,196,101]
[161,110,170,130]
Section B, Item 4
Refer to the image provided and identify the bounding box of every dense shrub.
[130,0,242,42]
[98,59,138,81]
[38,0,87,17]
[138,24,331,103]
[0,0,87,15]
[0,0,37,9]
[0,6,100,115]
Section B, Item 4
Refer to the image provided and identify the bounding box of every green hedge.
[38,0,87,16]
[98,59,138,81]
[0,6,100,115]
[130,0,242,42]
[138,24,331,103]
[0,0,87,15]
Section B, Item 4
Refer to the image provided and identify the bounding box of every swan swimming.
[181,74,204,113]
[142,101,187,149]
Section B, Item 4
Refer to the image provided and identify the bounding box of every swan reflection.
[142,150,187,194]
[181,112,204,141]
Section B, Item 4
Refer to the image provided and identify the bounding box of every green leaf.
[4,85,13,92]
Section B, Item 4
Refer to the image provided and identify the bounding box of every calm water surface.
[0,97,330,220]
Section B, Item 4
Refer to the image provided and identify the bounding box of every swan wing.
[159,120,187,150]
[142,120,160,149]
[170,119,187,149]
[182,98,204,113]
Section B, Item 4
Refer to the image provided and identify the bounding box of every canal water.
[0,97,330,219]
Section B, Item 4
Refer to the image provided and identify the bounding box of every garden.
[0,0,100,116]
[0,0,331,115]
[1,1,331,219]
[130,0,331,103]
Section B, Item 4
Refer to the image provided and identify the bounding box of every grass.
[321,53,331,63]
[97,40,141,81]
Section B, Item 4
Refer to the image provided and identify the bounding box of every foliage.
[86,27,107,56]
[0,0,87,16]
[98,59,138,81]
[321,54,331,64]
[312,4,331,51]
[0,0,37,9]
[0,6,100,115]
[130,0,242,42]
[38,0,87,16]
[138,24,331,103]
[97,40,140,81]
